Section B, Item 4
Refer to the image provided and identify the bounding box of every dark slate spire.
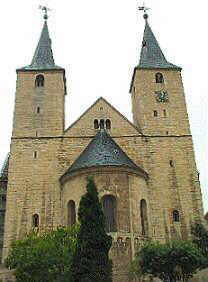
[20,20,62,71]
[138,17,181,70]
[61,130,148,180]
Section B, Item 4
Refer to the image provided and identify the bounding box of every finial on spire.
[139,1,150,20]
[39,5,51,21]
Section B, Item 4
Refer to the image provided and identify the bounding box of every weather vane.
[139,1,150,19]
[39,5,52,21]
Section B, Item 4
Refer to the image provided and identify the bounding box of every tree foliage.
[191,223,208,258]
[131,240,205,282]
[71,177,113,282]
[5,226,78,282]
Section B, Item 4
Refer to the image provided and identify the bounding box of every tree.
[5,226,78,282]
[131,240,205,282]
[191,223,208,257]
[71,177,112,282]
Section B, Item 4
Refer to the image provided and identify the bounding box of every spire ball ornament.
[143,13,148,20]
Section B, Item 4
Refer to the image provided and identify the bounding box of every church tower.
[130,12,204,240]
[13,12,66,138]
[2,11,67,260]
[130,13,190,137]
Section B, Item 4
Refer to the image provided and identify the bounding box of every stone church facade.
[0,11,205,282]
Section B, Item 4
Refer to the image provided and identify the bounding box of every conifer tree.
[71,177,112,282]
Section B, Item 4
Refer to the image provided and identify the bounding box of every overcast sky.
[0,0,207,211]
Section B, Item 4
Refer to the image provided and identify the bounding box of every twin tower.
[2,11,204,282]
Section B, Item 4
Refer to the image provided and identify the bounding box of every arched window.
[102,195,117,232]
[140,199,148,235]
[106,119,111,130]
[32,214,39,227]
[100,119,105,129]
[67,200,76,226]
[170,160,174,167]
[153,110,158,117]
[163,109,167,117]
[94,119,99,129]
[155,73,164,84]
[173,210,180,222]
[35,74,44,87]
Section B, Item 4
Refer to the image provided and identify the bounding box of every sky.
[0,1,207,211]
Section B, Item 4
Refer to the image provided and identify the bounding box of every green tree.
[131,240,205,282]
[71,177,112,282]
[5,225,78,282]
[191,223,208,258]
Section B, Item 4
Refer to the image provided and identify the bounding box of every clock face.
[155,91,169,103]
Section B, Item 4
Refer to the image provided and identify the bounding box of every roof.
[61,130,147,181]
[19,21,63,71]
[0,154,10,180]
[138,19,181,70]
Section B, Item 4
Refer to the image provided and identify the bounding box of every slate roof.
[138,19,181,70]
[61,130,147,180]
[19,21,63,71]
[0,154,10,180]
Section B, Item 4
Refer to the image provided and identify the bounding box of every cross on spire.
[39,5,51,21]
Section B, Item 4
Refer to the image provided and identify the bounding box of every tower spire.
[138,7,181,70]
[19,6,62,71]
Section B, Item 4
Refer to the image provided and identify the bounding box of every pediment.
[64,97,141,137]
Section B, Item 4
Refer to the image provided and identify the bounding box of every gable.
[64,97,141,137]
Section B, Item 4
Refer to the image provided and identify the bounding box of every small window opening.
[140,199,148,236]
[37,107,40,114]
[142,40,147,47]
[197,171,200,181]
[100,119,105,129]
[94,119,99,129]
[106,119,111,130]
[153,110,158,117]
[166,131,169,135]
[35,74,44,87]
[2,195,6,202]
[100,107,103,111]
[169,160,174,167]
[155,73,164,84]
[173,210,180,222]
[34,151,37,159]
[163,109,167,117]
[36,131,38,137]
[68,200,76,226]
[32,214,39,227]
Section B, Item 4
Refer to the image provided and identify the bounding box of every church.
[0,6,205,282]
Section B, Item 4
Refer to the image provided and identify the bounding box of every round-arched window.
[140,199,148,235]
[102,195,117,232]
[173,210,180,222]
[155,73,164,84]
[35,74,45,87]
[32,214,39,228]
[68,200,76,226]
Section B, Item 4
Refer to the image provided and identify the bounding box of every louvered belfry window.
[102,195,117,232]
[68,200,76,226]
